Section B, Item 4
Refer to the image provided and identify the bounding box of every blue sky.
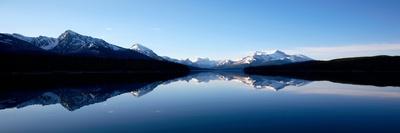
[1,0,399,60]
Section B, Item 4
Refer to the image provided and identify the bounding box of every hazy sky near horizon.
[1,0,399,60]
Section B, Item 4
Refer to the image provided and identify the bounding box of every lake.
[0,71,400,133]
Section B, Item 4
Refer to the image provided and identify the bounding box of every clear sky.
[1,0,399,60]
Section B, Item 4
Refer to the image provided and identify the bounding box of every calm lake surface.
[1,72,400,133]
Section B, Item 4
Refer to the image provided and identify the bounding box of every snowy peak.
[130,43,163,60]
[130,43,154,54]
[272,50,286,55]
[269,50,288,58]
[243,50,312,64]
[58,30,79,39]
[57,30,88,42]
[9,33,58,50]
[192,58,219,68]
[54,30,124,53]
[164,50,313,69]
[193,57,212,63]
[253,50,285,55]
[162,57,222,68]
[252,50,287,59]
[31,36,58,50]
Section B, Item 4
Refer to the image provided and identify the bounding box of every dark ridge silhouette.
[0,32,190,74]
[244,56,400,87]
[0,52,189,74]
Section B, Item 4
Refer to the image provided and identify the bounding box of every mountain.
[162,56,195,66]
[237,50,312,65]
[0,33,45,53]
[9,30,153,59]
[10,33,58,50]
[245,55,400,73]
[163,50,313,69]
[130,43,164,60]
[244,55,400,87]
[0,30,189,73]
[190,58,220,68]
[1,30,312,71]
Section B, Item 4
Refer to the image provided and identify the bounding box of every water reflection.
[0,73,183,111]
[1,72,400,133]
[0,72,311,111]
[166,72,310,91]
[0,81,159,111]
[131,81,163,97]
[1,71,399,112]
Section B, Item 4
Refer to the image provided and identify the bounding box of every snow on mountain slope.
[0,33,45,52]
[233,50,313,67]
[130,43,164,60]
[9,33,58,50]
[1,30,152,60]
[164,50,313,69]
[162,56,195,66]
[6,30,124,52]
[31,36,58,50]
[53,30,124,53]
[1,30,312,68]
[10,33,34,42]
[192,58,220,68]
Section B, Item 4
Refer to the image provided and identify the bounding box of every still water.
[0,72,400,133]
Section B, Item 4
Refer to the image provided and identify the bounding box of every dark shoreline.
[0,72,188,92]
[244,56,400,87]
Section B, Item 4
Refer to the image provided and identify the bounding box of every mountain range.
[1,30,151,59]
[245,55,400,87]
[0,30,189,73]
[1,30,313,70]
[0,72,309,111]
[127,43,313,69]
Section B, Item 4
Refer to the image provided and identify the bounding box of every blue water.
[0,72,400,133]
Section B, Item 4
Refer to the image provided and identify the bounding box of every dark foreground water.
[0,72,400,133]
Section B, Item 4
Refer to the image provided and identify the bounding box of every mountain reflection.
[0,73,183,111]
[131,81,163,97]
[0,81,163,111]
[166,71,310,91]
[0,72,310,111]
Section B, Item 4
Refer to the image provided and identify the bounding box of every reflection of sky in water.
[0,72,400,133]
[283,81,400,98]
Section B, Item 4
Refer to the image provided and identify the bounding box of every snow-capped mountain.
[10,33,58,50]
[221,50,313,68]
[0,33,44,52]
[1,30,152,59]
[164,50,313,69]
[162,56,195,66]
[53,30,122,53]
[1,30,312,69]
[191,58,220,68]
[130,43,164,60]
